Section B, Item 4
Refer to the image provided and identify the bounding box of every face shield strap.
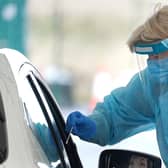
[133,38,168,55]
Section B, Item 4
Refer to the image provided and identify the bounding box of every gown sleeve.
[88,72,155,146]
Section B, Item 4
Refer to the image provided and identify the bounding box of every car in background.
[0,48,163,168]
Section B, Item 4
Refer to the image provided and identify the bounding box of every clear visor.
[133,38,168,84]
[134,52,148,83]
[134,51,168,106]
[133,41,168,139]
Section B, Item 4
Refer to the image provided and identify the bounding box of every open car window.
[19,72,71,168]
[18,61,82,167]
[32,72,83,168]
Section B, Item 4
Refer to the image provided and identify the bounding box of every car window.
[32,72,83,168]
[20,73,70,168]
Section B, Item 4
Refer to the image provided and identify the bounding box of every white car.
[0,48,162,168]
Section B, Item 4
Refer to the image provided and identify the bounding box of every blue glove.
[66,111,96,140]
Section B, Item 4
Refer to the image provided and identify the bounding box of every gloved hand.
[66,111,96,140]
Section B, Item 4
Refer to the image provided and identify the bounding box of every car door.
[0,49,83,168]
[18,62,83,168]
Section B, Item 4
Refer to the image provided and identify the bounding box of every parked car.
[0,48,162,168]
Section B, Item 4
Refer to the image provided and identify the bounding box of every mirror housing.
[98,149,161,168]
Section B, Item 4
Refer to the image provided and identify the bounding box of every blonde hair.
[127,5,168,52]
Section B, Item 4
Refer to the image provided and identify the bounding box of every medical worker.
[66,5,168,167]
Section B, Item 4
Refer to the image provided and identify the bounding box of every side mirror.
[98,149,161,168]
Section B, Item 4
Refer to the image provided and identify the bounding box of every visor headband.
[133,38,168,55]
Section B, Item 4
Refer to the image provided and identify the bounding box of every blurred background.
[0,0,167,111]
[0,0,167,167]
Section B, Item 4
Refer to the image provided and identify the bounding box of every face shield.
[133,39,168,164]
[133,38,168,113]
[133,38,168,82]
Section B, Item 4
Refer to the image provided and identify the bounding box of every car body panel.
[0,49,40,167]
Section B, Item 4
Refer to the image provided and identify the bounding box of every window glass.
[20,75,66,168]
[33,75,74,168]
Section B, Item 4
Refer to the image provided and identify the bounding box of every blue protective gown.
[88,69,168,166]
